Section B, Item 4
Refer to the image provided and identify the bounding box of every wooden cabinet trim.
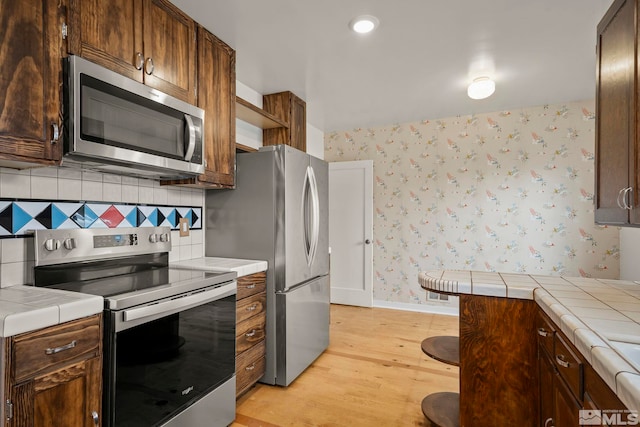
[236,96,288,129]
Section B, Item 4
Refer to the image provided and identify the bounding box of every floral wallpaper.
[324,100,620,305]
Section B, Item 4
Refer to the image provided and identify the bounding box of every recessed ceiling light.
[467,77,496,100]
[349,15,379,34]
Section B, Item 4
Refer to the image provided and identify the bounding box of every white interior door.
[328,160,373,306]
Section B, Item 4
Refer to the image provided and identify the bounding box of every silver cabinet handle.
[624,187,633,210]
[91,411,99,426]
[544,417,554,427]
[617,187,626,209]
[245,329,256,338]
[134,52,144,70]
[51,123,60,144]
[555,354,570,368]
[246,304,258,312]
[537,328,548,337]
[618,187,633,209]
[244,284,256,290]
[245,364,255,371]
[45,340,77,355]
[144,57,154,75]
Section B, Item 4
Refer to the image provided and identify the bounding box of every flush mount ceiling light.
[467,77,496,100]
[349,15,379,34]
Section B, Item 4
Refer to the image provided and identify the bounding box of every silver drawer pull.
[556,354,570,368]
[537,328,548,337]
[246,329,256,338]
[244,284,256,289]
[245,364,256,371]
[91,411,99,426]
[45,340,77,355]
[246,304,258,312]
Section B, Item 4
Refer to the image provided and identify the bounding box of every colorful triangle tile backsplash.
[0,199,202,238]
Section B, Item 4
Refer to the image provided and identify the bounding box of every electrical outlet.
[179,218,190,237]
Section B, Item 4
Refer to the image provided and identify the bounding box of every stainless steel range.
[32,227,237,427]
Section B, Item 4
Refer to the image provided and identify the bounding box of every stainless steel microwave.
[62,55,205,179]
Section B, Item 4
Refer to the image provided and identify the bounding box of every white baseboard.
[372,299,459,316]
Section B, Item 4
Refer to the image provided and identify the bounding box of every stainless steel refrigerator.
[205,145,330,386]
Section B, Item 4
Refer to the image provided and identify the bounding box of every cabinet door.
[0,0,64,165]
[67,0,144,82]
[539,349,555,427]
[263,91,307,152]
[595,0,635,225]
[197,27,235,187]
[9,357,101,427]
[554,370,581,427]
[289,93,306,152]
[142,0,196,104]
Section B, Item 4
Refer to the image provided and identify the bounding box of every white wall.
[620,228,640,280]
[306,124,324,159]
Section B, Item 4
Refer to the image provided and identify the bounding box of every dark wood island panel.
[459,294,539,427]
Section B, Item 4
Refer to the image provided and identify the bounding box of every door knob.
[365,239,371,244]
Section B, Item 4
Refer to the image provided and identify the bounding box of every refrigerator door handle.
[303,166,320,267]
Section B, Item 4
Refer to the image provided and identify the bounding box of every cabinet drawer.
[236,291,266,323]
[12,315,101,383]
[536,310,555,357]
[236,314,266,355]
[236,340,265,396]
[237,272,266,300]
[553,333,583,402]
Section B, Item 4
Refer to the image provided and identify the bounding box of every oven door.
[103,283,236,427]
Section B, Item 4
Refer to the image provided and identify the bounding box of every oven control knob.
[159,233,169,243]
[63,238,76,250]
[149,234,158,243]
[44,239,61,252]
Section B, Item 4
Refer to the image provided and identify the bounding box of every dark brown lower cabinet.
[553,366,581,427]
[235,272,267,397]
[4,315,102,427]
[537,308,630,427]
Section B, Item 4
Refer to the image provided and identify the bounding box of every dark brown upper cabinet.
[163,27,237,189]
[0,0,65,168]
[595,0,640,225]
[263,91,307,152]
[67,0,197,104]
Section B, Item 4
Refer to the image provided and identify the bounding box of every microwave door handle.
[184,114,196,161]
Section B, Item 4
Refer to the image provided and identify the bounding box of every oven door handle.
[122,283,236,323]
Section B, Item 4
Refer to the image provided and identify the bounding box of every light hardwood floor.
[232,304,459,427]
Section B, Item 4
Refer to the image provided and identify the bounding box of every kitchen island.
[420,270,640,426]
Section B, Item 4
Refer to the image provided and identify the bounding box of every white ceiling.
[171,0,614,131]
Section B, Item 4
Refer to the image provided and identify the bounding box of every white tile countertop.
[170,257,268,277]
[419,269,640,413]
[0,286,103,337]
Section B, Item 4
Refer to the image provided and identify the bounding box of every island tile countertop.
[419,269,640,413]
[170,257,268,277]
[0,286,103,338]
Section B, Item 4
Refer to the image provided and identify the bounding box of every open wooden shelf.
[421,392,460,427]
[236,96,288,129]
[421,336,460,367]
